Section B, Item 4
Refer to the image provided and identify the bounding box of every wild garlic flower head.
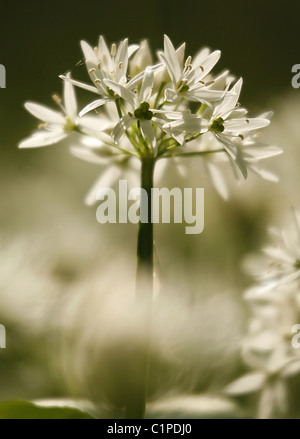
[226,211,300,419]
[19,35,281,202]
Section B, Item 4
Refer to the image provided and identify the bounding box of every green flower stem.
[125,157,155,420]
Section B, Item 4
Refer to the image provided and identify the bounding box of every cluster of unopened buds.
[19,35,282,203]
[226,210,300,419]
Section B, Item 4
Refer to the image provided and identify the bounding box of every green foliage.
[0,400,94,419]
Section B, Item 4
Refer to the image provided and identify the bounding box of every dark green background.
[0,0,299,151]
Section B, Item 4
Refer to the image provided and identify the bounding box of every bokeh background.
[0,0,300,418]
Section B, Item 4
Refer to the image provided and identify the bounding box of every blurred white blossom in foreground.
[226,211,300,419]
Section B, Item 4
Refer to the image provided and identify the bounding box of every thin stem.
[160,148,225,159]
[125,157,155,419]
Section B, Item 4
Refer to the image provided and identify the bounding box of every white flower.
[59,38,138,114]
[163,78,273,178]
[203,79,272,177]
[159,35,224,104]
[20,34,280,202]
[226,344,300,418]
[104,67,162,153]
[245,210,300,287]
[19,73,80,148]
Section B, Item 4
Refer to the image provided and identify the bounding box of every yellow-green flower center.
[64,117,76,132]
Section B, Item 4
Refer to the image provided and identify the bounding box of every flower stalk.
[125,157,155,419]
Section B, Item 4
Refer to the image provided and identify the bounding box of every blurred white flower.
[227,210,300,419]
[245,210,300,286]
[226,344,300,419]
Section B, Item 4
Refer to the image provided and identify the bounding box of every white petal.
[104,79,136,108]
[25,102,65,124]
[163,117,202,134]
[282,360,300,378]
[140,120,156,153]
[225,373,266,395]
[244,144,282,160]
[163,35,181,83]
[19,130,67,148]
[64,73,77,121]
[263,246,294,263]
[140,67,154,103]
[214,78,243,120]
[129,40,152,76]
[214,133,248,178]
[81,40,98,64]
[127,63,163,89]
[97,35,113,73]
[258,387,274,419]
[128,44,139,58]
[79,98,108,117]
[274,380,288,413]
[224,118,270,133]
[176,42,186,69]
[115,38,129,82]
[112,114,135,143]
[59,75,99,94]
[85,167,121,206]
[250,166,279,182]
[70,146,110,164]
[205,161,229,200]
[194,50,221,81]
[189,88,225,101]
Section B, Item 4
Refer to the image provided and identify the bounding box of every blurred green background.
[0,0,300,418]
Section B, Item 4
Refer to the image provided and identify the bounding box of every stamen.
[198,80,205,85]
[38,122,48,129]
[185,56,192,68]
[238,134,244,140]
[246,119,250,123]
[94,47,98,55]
[111,43,117,57]
[88,68,96,74]
[118,62,123,69]
[97,62,101,70]
[52,94,61,104]
[94,79,102,84]
[199,65,204,72]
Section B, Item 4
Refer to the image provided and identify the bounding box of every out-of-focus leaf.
[0,400,95,419]
[146,394,245,419]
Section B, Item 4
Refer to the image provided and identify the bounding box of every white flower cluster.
[226,211,300,419]
[19,35,281,203]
